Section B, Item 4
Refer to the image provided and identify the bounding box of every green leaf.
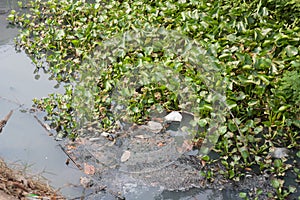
[257,74,270,85]
[273,159,282,168]
[248,100,259,106]
[55,29,65,40]
[229,169,235,179]
[254,126,263,134]
[198,118,208,127]
[201,155,210,161]
[278,105,289,112]
[289,185,296,193]
[285,45,298,57]
[271,178,282,189]
[72,40,80,47]
[296,151,300,158]
[239,192,247,198]
[26,193,39,197]
[226,100,237,110]
[240,147,249,161]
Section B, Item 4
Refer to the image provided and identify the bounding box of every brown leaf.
[152,117,164,123]
[74,138,86,145]
[192,139,203,149]
[157,141,165,147]
[245,167,252,171]
[182,140,193,152]
[66,145,77,150]
[201,160,206,167]
[83,163,95,175]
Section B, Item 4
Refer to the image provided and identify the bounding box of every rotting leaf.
[83,163,95,175]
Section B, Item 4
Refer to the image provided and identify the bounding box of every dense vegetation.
[8,0,299,199]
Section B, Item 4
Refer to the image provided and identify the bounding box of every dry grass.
[0,158,65,200]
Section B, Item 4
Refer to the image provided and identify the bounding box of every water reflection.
[0,9,85,198]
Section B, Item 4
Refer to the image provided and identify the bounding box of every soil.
[0,158,65,200]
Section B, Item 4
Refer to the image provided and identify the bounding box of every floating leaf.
[271,178,282,189]
[198,118,208,127]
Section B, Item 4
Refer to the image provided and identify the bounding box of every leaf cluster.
[7,0,300,198]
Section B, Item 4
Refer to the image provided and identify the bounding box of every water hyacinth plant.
[7,0,300,198]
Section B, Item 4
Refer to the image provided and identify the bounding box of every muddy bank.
[0,157,64,200]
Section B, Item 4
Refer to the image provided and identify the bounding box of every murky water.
[0,4,85,199]
[0,1,247,199]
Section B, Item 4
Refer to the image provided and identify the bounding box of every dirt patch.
[0,158,65,200]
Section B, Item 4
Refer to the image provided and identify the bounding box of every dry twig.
[0,110,13,133]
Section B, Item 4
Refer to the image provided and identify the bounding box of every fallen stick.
[33,115,53,136]
[58,144,83,170]
[0,110,13,133]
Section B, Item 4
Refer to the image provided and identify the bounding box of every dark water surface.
[0,4,85,199]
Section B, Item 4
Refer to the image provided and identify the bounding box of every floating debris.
[269,147,289,159]
[134,135,151,139]
[164,111,182,122]
[80,176,94,188]
[84,163,96,175]
[121,150,131,162]
[101,132,110,137]
[146,121,163,133]
[89,137,101,142]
